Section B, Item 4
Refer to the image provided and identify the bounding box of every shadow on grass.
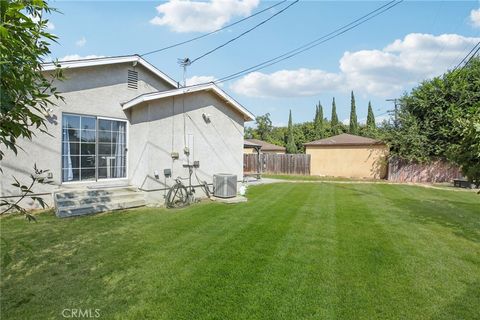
[389,196,480,243]
[433,281,480,320]
[332,184,480,243]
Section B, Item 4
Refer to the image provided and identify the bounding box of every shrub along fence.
[387,157,463,183]
[244,154,311,175]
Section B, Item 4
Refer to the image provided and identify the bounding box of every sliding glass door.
[62,114,127,182]
[98,119,126,179]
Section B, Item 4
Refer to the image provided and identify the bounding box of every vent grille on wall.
[127,70,138,89]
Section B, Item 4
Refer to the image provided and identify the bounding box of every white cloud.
[75,36,87,47]
[186,75,217,86]
[341,33,479,95]
[470,8,480,27]
[26,14,55,30]
[231,68,343,98]
[60,54,104,61]
[231,33,480,98]
[150,0,260,32]
[46,21,55,30]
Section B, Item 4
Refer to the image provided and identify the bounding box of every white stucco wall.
[0,62,175,208]
[127,90,245,203]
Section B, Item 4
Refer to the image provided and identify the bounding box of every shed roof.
[244,140,262,149]
[245,139,286,151]
[304,133,385,147]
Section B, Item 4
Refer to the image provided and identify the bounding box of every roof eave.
[41,55,178,88]
[122,84,255,121]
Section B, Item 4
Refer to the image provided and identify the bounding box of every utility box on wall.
[213,174,237,198]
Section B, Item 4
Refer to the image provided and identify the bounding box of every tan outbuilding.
[304,134,389,179]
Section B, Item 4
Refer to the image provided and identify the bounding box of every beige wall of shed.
[306,145,389,179]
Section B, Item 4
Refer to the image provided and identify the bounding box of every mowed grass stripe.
[158,183,309,320]
[232,183,339,320]
[331,183,409,319]
[375,185,480,319]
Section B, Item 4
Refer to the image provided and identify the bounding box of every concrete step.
[55,191,145,207]
[54,186,146,218]
[56,199,146,218]
[55,187,138,200]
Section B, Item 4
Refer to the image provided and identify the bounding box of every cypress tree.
[349,91,358,134]
[331,97,339,135]
[313,101,324,139]
[286,109,297,154]
[366,101,376,129]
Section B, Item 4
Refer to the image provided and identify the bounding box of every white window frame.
[61,113,129,184]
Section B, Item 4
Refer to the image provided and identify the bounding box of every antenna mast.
[177,58,191,87]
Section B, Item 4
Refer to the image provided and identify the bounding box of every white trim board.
[121,83,255,121]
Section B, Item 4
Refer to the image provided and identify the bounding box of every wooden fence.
[244,153,310,175]
[387,157,463,183]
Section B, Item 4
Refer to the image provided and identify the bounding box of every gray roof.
[245,139,286,151]
[304,133,384,146]
[244,140,262,148]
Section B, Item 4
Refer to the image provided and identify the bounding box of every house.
[304,133,388,179]
[244,139,286,154]
[0,55,254,216]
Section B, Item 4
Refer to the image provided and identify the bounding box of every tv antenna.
[177,58,191,87]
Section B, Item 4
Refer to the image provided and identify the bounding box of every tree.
[330,97,341,135]
[448,103,480,188]
[0,0,62,219]
[0,0,63,161]
[394,58,479,160]
[255,113,272,141]
[381,110,430,163]
[349,91,358,134]
[244,126,255,139]
[314,101,324,139]
[286,110,297,153]
[381,56,480,184]
[366,101,376,129]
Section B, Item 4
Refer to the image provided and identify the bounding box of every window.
[97,119,126,179]
[62,114,127,182]
[62,114,97,182]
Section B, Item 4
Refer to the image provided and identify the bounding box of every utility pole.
[386,98,399,128]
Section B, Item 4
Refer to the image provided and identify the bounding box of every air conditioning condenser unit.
[213,174,237,198]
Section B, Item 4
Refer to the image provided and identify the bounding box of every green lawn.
[1,183,479,319]
[262,174,376,181]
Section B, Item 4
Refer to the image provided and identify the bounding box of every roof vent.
[127,70,138,89]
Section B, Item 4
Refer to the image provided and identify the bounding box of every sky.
[46,0,480,127]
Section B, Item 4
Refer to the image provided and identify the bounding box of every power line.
[460,43,480,70]
[452,40,480,71]
[176,0,402,90]
[140,0,288,57]
[190,0,299,64]
[214,0,403,84]
[464,45,480,65]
